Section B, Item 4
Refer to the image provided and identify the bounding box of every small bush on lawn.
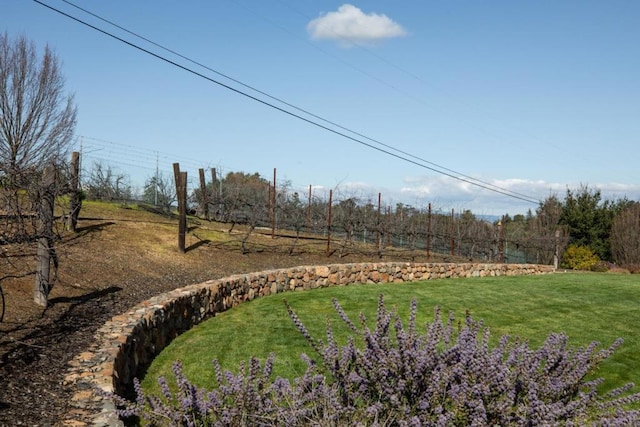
[591,260,612,273]
[562,244,602,271]
[113,295,640,426]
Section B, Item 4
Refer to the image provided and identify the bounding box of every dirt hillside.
[0,201,443,426]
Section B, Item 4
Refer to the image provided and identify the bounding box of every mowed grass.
[142,272,640,397]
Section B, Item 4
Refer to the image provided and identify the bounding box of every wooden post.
[173,163,181,198]
[450,208,455,256]
[385,205,391,248]
[376,193,381,251]
[326,189,333,256]
[67,151,81,232]
[211,168,218,196]
[554,229,560,269]
[173,163,187,253]
[267,181,272,226]
[199,168,208,220]
[306,185,312,232]
[271,168,276,238]
[211,168,218,219]
[498,216,506,263]
[426,202,431,259]
[178,171,187,253]
[34,165,56,306]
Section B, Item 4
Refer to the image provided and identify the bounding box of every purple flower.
[112,294,640,426]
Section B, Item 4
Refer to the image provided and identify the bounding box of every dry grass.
[1,199,453,425]
[1,199,452,327]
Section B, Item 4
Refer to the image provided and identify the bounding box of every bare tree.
[84,162,132,202]
[0,33,77,186]
[278,191,306,255]
[333,197,359,258]
[0,33,76,306]
[611,202,640,269]
[217,171,269,252]
[528,195,568,264]
[143,172,176,212]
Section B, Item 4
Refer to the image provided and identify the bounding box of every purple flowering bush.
[114,295,640,426]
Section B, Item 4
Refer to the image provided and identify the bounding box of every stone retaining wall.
[63,262,554,426]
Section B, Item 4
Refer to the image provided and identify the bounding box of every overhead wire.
[34,0,539,205]
[242,0,545,203]
[62,0,538,204]
[47,0,540,205]
[274,0,588,168]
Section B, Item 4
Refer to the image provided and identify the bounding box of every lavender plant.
[114,295,640,426]
[288,295,640,425]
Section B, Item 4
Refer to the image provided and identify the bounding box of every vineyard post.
[450,208,455,256]
[210,168,219,196]
[272,168,276,238]
[306,184,312,232]
[498,216,505,263]
[173,163,187,253]
[426,202,431,259]
[386,205,391,248]
[67,151,81,232]
[199,168,208,220]
[173,163,181,199]
[211,168,218,220]
[554,229,560,269]
[326,189,333,256]
[267,181,272,228]
[376,192,381,251]
[178,171,187,253]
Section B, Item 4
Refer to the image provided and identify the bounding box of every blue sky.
[4,1,640,215]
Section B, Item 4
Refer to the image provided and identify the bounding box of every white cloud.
[297,176,640,218]
[396,176,640,217]
[307,4,407,46]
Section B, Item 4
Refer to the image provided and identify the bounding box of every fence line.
[72,144,560,265]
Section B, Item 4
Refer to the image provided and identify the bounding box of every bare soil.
[0,202,444,426]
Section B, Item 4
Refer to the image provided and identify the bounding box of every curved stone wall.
[64,262,554,426]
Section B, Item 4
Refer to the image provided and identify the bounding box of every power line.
[34,0,539,205]
[274,0,590,170]
[45,0,540,204]
[61,0,538,204]
[234,0,541,203]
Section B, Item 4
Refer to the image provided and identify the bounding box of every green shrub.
[562,244,601,271]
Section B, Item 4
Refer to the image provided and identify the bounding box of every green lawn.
[142,272,640,397]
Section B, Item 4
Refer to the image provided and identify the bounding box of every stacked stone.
[63,262,554,427]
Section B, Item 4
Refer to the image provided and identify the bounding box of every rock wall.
[64,262,554,426]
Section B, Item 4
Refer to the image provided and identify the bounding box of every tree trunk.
[67,151,81,232]
[241,224,255,254]
[288,230,300,256]
[34,165,56,306]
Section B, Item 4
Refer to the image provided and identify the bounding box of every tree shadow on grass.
[74,221,116,233]
[186,239,210,253]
